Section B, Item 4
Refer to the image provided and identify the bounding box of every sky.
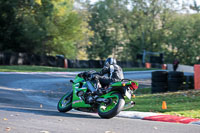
[90,0,200,5]
[89,0,200,13]
[180,0,200,12]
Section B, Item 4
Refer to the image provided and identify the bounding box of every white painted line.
[117,111,164,119]
[189,121,200,125]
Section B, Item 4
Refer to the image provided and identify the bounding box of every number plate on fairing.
[125,89,132,99]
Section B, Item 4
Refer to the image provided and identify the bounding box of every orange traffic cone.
[162,64,167,70]
[162,101,167,110]
[145,63,151,68]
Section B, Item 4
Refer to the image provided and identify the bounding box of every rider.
[96,57,124,90]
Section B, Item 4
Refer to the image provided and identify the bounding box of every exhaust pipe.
[123,101,135,110]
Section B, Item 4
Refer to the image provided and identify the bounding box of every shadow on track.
[0,106,100,119]
[0,87,100,120]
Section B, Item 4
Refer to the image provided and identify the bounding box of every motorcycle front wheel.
[57,90,73,112]
[97,92,125,119]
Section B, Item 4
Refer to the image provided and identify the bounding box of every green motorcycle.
[57,71,139,119]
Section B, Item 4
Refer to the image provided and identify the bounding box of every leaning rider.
[95,57,124,94]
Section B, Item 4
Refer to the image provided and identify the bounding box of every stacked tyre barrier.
[151,71,168,93]
[151,71,193,93]
[168,71,184,92]
[182,75,194,90]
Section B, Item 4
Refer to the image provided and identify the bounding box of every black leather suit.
[97,64,124,87]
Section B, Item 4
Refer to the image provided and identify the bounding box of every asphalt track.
[0,71,199,133]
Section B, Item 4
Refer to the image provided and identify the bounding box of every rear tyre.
[97,92,125,119]
[57,91,73,112]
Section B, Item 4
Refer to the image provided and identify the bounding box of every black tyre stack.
[168,71,184,92]
[151,71,168,93]
[182,75,194,90]
[187,76,194,89]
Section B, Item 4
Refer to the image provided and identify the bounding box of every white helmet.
[105,58,117,67]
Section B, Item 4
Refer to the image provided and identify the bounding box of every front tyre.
[57,91,73,112]
[98,92,125,119]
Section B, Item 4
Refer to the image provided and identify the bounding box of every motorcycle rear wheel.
[97,92,125,119]
[57,91,73,112]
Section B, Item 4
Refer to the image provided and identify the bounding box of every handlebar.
[78,71,99,81]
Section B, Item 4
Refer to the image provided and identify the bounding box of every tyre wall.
[151,71,168,93]
[0,52,163,68]
[151,71,194,93]
[168,71,184,92]
[0,52,65,67]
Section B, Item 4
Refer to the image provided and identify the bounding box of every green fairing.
[72,78,91,108]
[72,82,118,108]
[111,82,122,87]
[73,76,84,83]
[99,91,118,99]
[71,75,138,108]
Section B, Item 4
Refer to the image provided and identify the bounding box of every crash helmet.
[105,57,117,67]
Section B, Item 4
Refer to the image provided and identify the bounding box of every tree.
[120,0,175,61]
[190,0,200,13]
[163,13,200,65]
[87,0,129,60]
[0,0,92,59]
[87,0,176,61]
[0,0,53,54]
[46,0,85,58]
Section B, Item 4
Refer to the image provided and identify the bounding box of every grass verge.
[0,65,157,72]
[126,89,200,119]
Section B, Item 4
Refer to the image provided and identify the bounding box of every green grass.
[126,89,200,119]
[134,87,152,95]
[0,65,157,72]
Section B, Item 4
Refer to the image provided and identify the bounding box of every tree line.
[0,0,200,65]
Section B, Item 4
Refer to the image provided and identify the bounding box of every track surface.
[0,72,199,133]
